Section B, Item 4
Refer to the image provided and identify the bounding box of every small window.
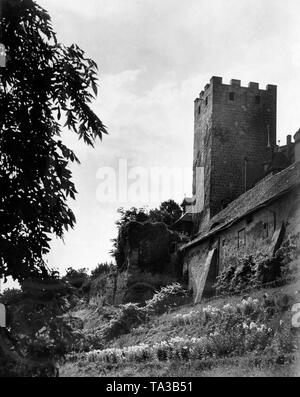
[229,92,235,101]
[198,106,201,115]
[205,96,208,106]
[255,95,260,104]
[238,228,246,249]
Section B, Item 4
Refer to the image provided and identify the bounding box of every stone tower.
[193,76,277,229]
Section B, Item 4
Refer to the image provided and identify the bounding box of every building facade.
[180,77,300,303]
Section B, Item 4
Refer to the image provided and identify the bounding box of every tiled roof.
[183,161,300,249]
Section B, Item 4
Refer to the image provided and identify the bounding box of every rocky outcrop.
[89,222,188,306]
[114,221,187,305]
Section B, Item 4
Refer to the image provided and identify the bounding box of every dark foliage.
[0,0,107,281]
[102,283,189,341]
[149,200,182,226]
[111,200,182,269]
[215,237,298,296]
[0,275,78,376]
[62,267,89,289]
[145,283,189,315]
[90,262,116,279]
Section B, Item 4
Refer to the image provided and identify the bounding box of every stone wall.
[193,77,277,227]
[184,187,300,303]
[211,78,277,218]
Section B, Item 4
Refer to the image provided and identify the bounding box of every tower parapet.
[193,76,277,229]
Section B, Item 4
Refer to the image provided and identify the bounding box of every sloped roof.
[183,161,300,250]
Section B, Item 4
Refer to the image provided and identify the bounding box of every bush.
[0,278,76,376]
[74,327,105,352]
[255,255,282,285]
[214,263,237,296]
[90,262,116,279]
[145,283,189,315]
[104,303,147,340]
[86,284,189,343]
[0,288,23,305]
[63,268,89,289]
[215,237,298,296]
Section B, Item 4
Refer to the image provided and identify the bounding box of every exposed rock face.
[89,271,118,306]
[88,222,187,306]
[123,221,182,272]
[117,221,187,305]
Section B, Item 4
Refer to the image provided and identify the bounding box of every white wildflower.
[250,322,257,330]
[243,322,249,330]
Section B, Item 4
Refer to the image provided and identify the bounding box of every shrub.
[74,327,105,352]
[230,256,256,292]
[145,283,189,315]
[0,288,23,305]
[90,262,117,279]
[104,303,147,340]
[214,262,237,296]
[215,237,298,296]
[255,254,282,285]
[87,284,189,343]
[63,268,89,289]
[2,279,76,359]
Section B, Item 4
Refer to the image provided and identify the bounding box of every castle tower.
[193,76,277,229]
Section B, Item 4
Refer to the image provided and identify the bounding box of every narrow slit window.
[205,96,208,106]
[255,95,261,104]
[229,92,235,101]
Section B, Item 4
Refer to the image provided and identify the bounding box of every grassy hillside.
[60,278,300,377]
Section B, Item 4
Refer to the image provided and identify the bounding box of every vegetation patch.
[67,296,297,368]
[215,236,299,296]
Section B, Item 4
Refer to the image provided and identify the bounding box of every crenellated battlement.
[194,76,277,102]
[193,75,277,219]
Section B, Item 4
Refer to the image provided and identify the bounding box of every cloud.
[46,68,199,272]
[33,0,300,274]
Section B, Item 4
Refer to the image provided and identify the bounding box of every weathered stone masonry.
[184,178,300,302]
[193,77,277,228]
[180,76,300,303]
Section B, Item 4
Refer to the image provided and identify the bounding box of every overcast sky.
[11,0,300,279]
